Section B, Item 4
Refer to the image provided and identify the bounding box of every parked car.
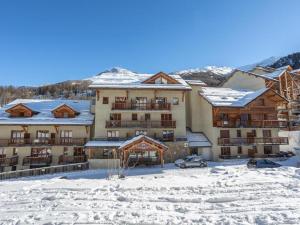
[247,159,281,169]
[175,155,207,168]
[276,151,295,158]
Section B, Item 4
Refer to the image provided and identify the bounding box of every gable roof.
[51,103,79,114]
[142,72,180,84]
[119,135,168,150]
[199,87,287,107]
[0,99,94,125]
[5,103,39,114]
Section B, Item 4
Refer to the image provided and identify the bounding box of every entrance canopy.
[119,135,168,167]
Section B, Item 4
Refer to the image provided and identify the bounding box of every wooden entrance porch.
[119,135,168,168]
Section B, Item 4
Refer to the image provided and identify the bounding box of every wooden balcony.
[0,155,19,167]
[58,155,87,164]
[216,120,288,128]
[218,137,289,146]
[0,138,87,147]
[106,120,176,128]
[112,102,171,111]
[23,155,52,166]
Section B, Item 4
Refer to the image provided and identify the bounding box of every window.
[264,146,272,155]
[0,148,5,157]
[31,148,51,157]
[155,97,166,104]
[162,130,174,141]
[60,130,72,144]
[107,130,119,139]
[136,130,147,136]
[63,112,69,118]
[74,147,84,156]
[221,147,231,156]
[136,97,147,104]
[37,130,50,139]
[60,130,72,138]
[237,146,242,154]
[145,113,151,121]
[110,113,121,120]
[237,130,241,137]
[63,147,68,156]
[220,130,230,138]
[132,113,138,121]
[263,130,272,137]
[155,77,168,84]
[103,97,109,104]
[172,97,179,105]
[115,97,127,103]
[11,130,24,139]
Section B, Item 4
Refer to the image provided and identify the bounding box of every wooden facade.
[5,103,37,117]
[52,104,78,118]
[212,89,288,128]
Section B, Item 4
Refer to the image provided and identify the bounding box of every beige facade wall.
[94,89,187,139]
[0,125,91,171]
[222,71,266,90]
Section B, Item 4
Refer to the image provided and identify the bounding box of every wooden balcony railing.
[0,138,87,147]
[0,155,19,167]
[218,137,289,146]
[112,102,171,111]
[58,155,87,164]
[106,120,176,128]
[216,120,288,128]
[23,155,52,166]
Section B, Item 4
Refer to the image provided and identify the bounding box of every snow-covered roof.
[119,135,168,150]
[88,67,191,90]
[85,140,124,148]
[199,87,268,107]
[0,99,94,125]
[186,130,212,147]
[259,66,288,79]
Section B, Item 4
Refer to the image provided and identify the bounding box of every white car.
[175,155,207,168]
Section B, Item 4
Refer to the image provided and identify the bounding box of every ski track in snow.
[0,162,300,225]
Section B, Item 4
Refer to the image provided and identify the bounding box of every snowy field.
[1,159,300,225]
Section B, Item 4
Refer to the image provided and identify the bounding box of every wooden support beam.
[21,126,28,133]
[96,90,100,101]
[54,125,59,134]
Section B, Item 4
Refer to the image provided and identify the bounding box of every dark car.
[247,159,282,168]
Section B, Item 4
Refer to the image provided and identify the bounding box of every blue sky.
[1,0,300,86]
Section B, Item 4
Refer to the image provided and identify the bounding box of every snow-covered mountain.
[175,66,233,76]
[238,57,279,71]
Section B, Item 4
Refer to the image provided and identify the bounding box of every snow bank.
[1,162,300,224]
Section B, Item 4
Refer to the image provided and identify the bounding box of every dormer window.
[5,103,37,118]
[52,104,79,118]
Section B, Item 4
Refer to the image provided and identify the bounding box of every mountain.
[174,66,233,86]
[238,57,279,71]
[270,52,300,69]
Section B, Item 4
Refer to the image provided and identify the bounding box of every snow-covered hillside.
[1,160,300,225]
[175,66,233,76]
[238,56,279,71]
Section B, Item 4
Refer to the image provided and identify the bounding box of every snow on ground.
[1,158,300,225]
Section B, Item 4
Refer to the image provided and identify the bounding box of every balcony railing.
[218,137,289,146]
[0,155,19,167]
[216,120,288,128]
[58,155,87,164]
[106,120,176,128]
[112,102,171,111]
[0,138,87,147]
[23,155,53,166]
